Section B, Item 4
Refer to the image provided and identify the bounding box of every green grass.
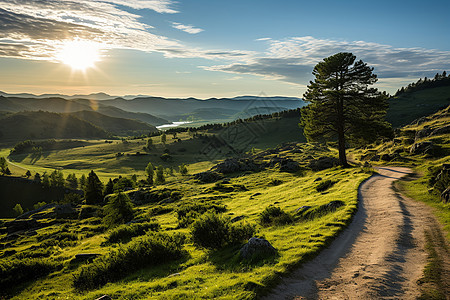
[1,144,371,299]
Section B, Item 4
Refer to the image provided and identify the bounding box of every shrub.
[191,212,255,249]
[259,206,294,226]
[103,192,134,228]
[298,200,345,221]
[0,258,57,292]
[149,205,173,216]
[177,203,226,228]
[73,233,185,290]
[105,222,161,244]
[316,179,336,192]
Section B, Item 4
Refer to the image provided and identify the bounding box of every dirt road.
[263,166,449,299]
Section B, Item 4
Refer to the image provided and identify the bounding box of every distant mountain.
[69,110,158,135]
[0,111,110,141]
[0,91,116,100]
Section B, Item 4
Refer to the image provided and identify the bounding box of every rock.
[240,237,276,260]
[95,296,112,300]
[369,155,380,162]
[296,206,311,214]
[441,187,450,204]
[194,171,223,183]
[410,141,434,155]
[267,157,301,172]
[78,205,100,219]
[231,215,245,223]
[54,204,78,219]
[325,200,345,210]
[211,158,260,174]
[314,177,322,182]
[430,124,450,137]
[16,203,58,220]
[308,157,339,171]
[4,219,39,234]
[74,253,100,261]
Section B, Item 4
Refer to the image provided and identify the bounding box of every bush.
[105,222,161,244]
[177,203,226,228]
[191,212,254,249]
[0,258,57,292]
[73,233,185,290]
[259,206,294,226]
[316,179,336,192]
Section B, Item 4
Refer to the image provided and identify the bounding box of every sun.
[57,40,101,71]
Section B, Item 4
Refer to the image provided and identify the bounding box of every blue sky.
[0,0,449,97]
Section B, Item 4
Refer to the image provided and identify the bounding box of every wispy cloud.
[255,37,271,42]
[205,36,450,87]
[172,22,204,34]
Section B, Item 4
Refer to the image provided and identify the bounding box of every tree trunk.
[338,130,349,167]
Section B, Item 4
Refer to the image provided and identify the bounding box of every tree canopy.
[301,52,391,166]
[84,170,103,204]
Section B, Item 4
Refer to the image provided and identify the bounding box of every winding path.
[263,166,449,299]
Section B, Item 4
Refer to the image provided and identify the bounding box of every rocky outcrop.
[410,141,434,155]
[211,158,260,174]
[266,157,301,172]
[308,157,339,171]
[240,237,276,260]
[4,219,40,234]
[194,171,223,183]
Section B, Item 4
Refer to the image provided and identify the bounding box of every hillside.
[68,110,158,136]
[387,85,450,128]
[0,111,110,141]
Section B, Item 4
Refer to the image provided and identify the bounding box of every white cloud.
[172,22,204,34]
[255,37,271,42]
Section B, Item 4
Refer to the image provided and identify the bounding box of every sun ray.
[57,40,102,71]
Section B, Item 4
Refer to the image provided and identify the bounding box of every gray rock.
[231,215,245,223]
[410,141,434,155]
[4,219,39,234]
[194,171,223,183]
[211,158,260,174]
[326,200,345,210]
[308,157,339,171]
[78,206,100,219]
[296,206,311,214]
[250,192,262,198]
[267,157,301,172]
[95,296,112,300]
[240,237,276,260]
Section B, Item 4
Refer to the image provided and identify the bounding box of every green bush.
[73,233,185,290]
[105,222,161,244]
[316,179,336,192]
[259,206,294,226]
[191,212,254,249]
[0,258,57,292]
[177,203,226,228]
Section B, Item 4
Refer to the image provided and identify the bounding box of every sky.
[0,0,449,98]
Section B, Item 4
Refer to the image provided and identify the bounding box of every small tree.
[84,170,104,205]
[145,162,154,184]
[301,52,391,166]
[13,203,24,216]
[155,165,165,184]
[103,192,134,227]
[147,138,153,149]
[0,157,8,175]
[161,133,167,144]
[179,164,188,175]
[42,173,50,188]
[79,174,87,189]
[66,173,78,189]
[25,170,32,178]
[34,172,41,183]
[104,178,114,196]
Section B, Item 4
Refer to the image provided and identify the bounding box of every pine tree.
[42,173,50,188]
[103,192,134,227]
[25,170,32,178]
[155,165,165,184]
[79,174,87,189]
[0,157,8,175]
[145,162,154,184]
[13,203,24,216]
[179,164,188,175]
[301,52,391,166]
[104,178,114,197]
[84,170,104,205]
[161,133,167,144]
[34,172,41,183]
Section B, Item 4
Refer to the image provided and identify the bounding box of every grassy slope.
[387,85,450,127]
[3,147,371,299]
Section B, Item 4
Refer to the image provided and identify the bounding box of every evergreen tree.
[79,174,87,189]
[179,164,188,175]
[66,173,78,189]
[147,138,153,149]
[34,172,41,183]
[42,173,50,188]
[155,165,165,184]
[145,162,154,184]
[0,157,8,175]
[13,203,24,216]
[25,170,32,178]
[104,178,114,197]
[161,132,167,144]
[301,52,391,166]
[103,192,134,227]
[84,170,104,205]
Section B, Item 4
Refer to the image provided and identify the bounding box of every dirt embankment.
[263,167,449,299]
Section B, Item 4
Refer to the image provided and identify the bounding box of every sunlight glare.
[58,40,101,71]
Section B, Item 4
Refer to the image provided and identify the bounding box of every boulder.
[314,177,322,182]
[296,206,311,214]
[308,157,339,171]
[54,204,78,219]
[211,158,260,174]
[325,200,345,210]
[267,157,301,172]
[4,219,39,234]
[240,237,276,260]
[16,203,57,220]
[410,141,434,155]
[441,187,450,204]
[194,171,223,183]
[78,205,100,219]
[95,296,112,300]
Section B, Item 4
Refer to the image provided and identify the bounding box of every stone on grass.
[240,237,276,260]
